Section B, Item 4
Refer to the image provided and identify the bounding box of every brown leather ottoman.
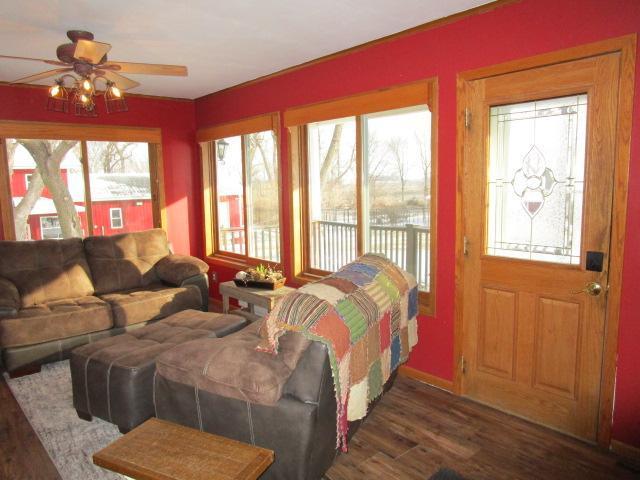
[70,309,248,433]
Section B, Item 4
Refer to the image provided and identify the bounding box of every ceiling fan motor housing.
[57,30,107,66]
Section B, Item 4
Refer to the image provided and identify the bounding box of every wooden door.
[460,53,621,441]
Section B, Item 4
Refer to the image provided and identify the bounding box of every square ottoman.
[70,309,248,433]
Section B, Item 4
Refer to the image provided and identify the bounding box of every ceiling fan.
[0,30,188,115]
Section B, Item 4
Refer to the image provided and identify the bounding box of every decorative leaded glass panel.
[486,94,587,264]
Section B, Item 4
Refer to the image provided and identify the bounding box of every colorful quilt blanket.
[257,253,419,451]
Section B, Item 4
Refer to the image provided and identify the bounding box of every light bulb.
[80,94,89,104]
[49,84,60,97]
[82,78,92,92]
[110,85,122,98]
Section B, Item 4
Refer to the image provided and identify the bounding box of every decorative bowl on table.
[233,264,286,290]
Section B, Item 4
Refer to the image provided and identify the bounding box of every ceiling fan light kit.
[1,29,188,117]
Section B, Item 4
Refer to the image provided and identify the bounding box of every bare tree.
[415,131,431,200]
[15,140,82,239]
[319,124,346,186]
[88,142,139,173]
[246,132,275,182]
[386,137,408,202]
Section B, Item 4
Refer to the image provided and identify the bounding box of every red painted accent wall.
[0,85,201,256]
[194,0,640,447]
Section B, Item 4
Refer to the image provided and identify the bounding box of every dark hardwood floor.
[1,369,637,479]
[326,376,638,480]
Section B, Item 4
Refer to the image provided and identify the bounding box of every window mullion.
[240,135,250,261]
[80,140,93,237]
[356,116,364,257]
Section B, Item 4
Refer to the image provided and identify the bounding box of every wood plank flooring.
[325,376,638,480]
[1,370,637,479]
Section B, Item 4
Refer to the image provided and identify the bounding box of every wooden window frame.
[287,79,438,315]
[0,120,165,241]
[198,112,283,269]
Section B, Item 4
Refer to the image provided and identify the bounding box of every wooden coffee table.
[93,418,274,480]
[219,280,295,321]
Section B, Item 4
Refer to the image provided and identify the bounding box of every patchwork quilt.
[257,253,419,451]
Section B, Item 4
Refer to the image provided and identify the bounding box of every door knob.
[573,282,602,296]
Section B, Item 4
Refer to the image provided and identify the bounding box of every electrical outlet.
[210,271,217,282]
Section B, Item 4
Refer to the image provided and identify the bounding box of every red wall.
[194,0,640,447]
[0,85,201,256]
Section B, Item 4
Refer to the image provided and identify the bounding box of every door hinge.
[464,108,472,129]
[463,236,469,256]
[460,356,467,375]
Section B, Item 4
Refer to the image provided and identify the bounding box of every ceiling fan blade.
[103,61,187,76]
[0,55,67,67]
[100,70,140,90]
[74,39,111,64]
[11,68,73,84]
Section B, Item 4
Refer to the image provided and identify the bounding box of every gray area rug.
[4,360,125,480]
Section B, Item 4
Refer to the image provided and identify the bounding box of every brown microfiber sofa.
[0,228,209,375]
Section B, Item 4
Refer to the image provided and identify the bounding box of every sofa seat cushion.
[0,238,95,307]
[84,229,170,295]
[0,296,112,348]
[99,284,202,327]
[156,320,310,405]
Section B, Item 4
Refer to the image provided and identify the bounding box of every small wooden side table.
[219,281,295,320]
[93,418,274,480]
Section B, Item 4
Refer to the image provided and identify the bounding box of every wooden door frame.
[453,34,637,447]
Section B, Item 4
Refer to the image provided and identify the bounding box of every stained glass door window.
[486,94,587,264]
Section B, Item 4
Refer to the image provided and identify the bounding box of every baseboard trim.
[398,365,453,392]
[611,440,640,465]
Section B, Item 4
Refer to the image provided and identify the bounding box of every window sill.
[205,254,251,271]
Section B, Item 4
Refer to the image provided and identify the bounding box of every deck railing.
[219,226,280,263]
[311,221,430,290]
[221,221,430,290]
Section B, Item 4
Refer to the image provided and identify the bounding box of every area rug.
[4,360,125,480]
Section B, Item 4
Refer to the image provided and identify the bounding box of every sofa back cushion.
[0,238,95,307]
[84,229,170,295]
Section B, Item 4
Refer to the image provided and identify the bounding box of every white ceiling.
[0,0,491,100]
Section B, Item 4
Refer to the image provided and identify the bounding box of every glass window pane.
[487,94,587,264]
[215,136,245,255]
[7,139,87,240]
[87,141,153,236]
[363,107,432,291]
[307,118,357,271]
[245,131,280,262]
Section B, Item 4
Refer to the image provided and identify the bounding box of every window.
[287,81,437,313]
[199,113,281,265]
[110,207,124,229]
[87,141,153,235]
[0,122,164,241]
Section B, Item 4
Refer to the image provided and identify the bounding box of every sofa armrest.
[0,276,20,317]
[155,254,209,286]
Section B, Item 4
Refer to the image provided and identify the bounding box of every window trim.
[0,121,165,241]
[24,173,32,190]
[198,112,283,269]
[287,80,438,315]
[109,207,124,229]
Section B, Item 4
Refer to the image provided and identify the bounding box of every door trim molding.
[453,34,637,448]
